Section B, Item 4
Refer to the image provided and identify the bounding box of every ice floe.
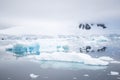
[29,73,39,79]
[109,71,119,76]
[83,74,89,77]
[27,52,112,66]
[73,77,77,79]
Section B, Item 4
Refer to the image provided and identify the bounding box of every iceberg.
[6,43,40,56]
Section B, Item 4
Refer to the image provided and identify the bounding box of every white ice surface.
[27,52,111,66]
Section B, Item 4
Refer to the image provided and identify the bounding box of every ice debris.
[83,74,89,77]
[73,77,77,79]
[110,71,119,76]
[30,73,39,79]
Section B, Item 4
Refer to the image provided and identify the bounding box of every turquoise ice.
[6,43,40,56]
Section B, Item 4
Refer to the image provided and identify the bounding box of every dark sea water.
[0,57,120,80]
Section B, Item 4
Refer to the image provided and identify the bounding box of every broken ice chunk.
[83,74,89,77]
[30,73,39,79]
[110,71,119,76]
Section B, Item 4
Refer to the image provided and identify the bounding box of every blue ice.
[6,43,40,56]
[56,45,69,52]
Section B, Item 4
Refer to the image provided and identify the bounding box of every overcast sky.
[0,0,120,35]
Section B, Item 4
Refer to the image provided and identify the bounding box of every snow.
[27,52,111,66]
[30,73,39,79]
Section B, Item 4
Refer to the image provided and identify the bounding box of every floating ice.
[27,52,111,66]
[2,35,120,67]
[30,73,39,79]
[8,77,11,79]
[110,71,119,76]
[73,77,77,79]
[83,74,89,77]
